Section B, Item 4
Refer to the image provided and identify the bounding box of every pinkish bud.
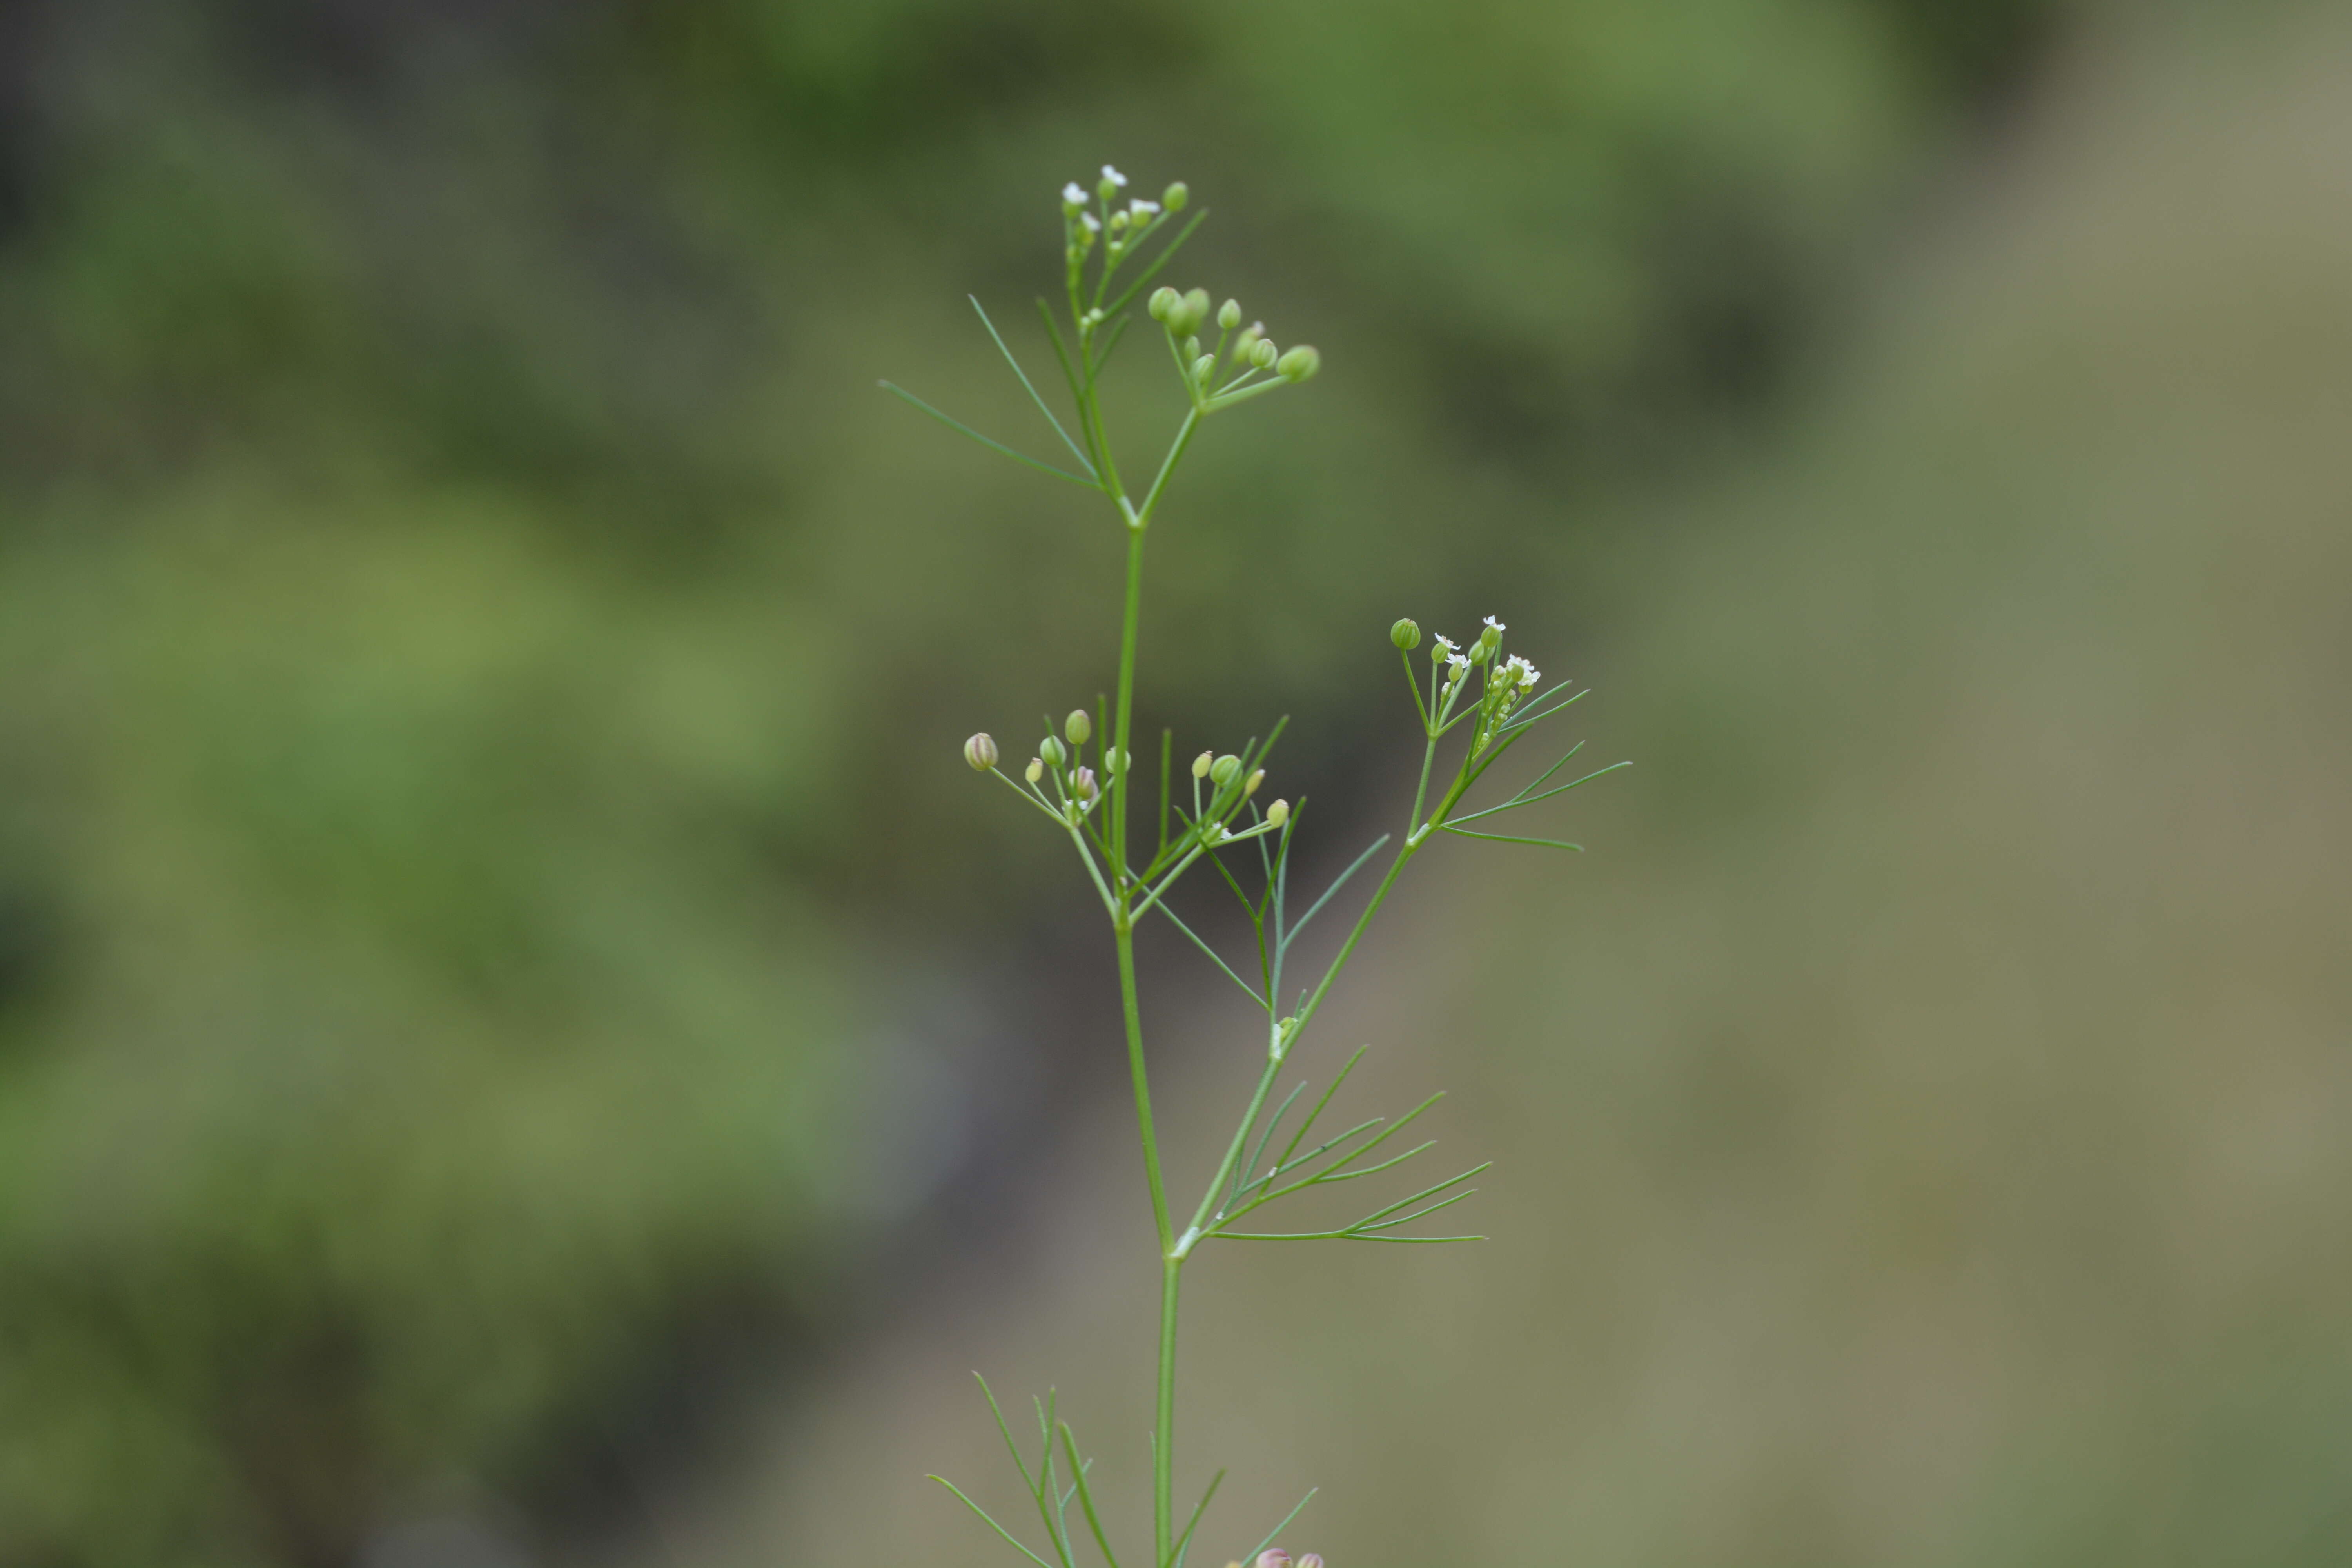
[1256,1552,1292,1568]
[1297,1556,1324,1568]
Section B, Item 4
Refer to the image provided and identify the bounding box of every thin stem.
[1155,1256,1181,1568]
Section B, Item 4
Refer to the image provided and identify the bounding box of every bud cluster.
[962,705,1135,828]
[1149,285,1319,412]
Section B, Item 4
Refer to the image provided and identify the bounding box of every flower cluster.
[1063,163,1189,274]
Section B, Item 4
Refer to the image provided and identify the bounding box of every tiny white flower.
[1448,653,1470,676]
[1062,181,1087,207]
[1128,198,1161,218]
[1102,164,1128,187]
[1433,634,1460,653]
[1484,615,1506,631]
[1080,212,1101,233]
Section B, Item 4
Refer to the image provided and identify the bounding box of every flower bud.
[1191,354,1217,385]
[1249,338,1278,369]
[1148,285,1181,323]
[1209,754,1241,788]
[1025,757,1044,784]
[1296,1556,1324,1568]
[964,733,998,771]
[1161,180,1188,211]
[1276,345,1321,382]
[1040,735,1067,768]
[1243,768,1264,797]
[1182,287,1212,331]
[1192,750,1214,780]
[1074,767,1099,801]
[1265,799,1289,828]
[1218,298,1242,330]
[1183,335,1203,363]
[1390,617,1421,650]
[1065,708,1093,746]
[1256,1553,1292,1568]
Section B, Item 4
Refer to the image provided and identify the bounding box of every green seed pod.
[1148,285,1180,323]
[1249,338,1278,369]
[1025,757,1044,784]
[1243,768,1265,797]
[1276,345,1321,382]
[1183,335,1203,363]
[1390,617,1422,650]
[964,733,998,771]
[1209,753,1241,788]
[1040,735,1067,768]
[1161,181,1188,212]
[1065,708,1093,746]
[1265,798,1289,828]
[1217,298,1242,330]
[1191,354,1216,384]
[1192,750,1214,779]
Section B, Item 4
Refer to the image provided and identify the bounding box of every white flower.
[1062,181,1087,207]
[1433,634,1460,653]
[1483,615,1506,632]
[1128,198,1160,218]
[1502,655,1540,688]
[1102,164,1128,187]
[1080,212,1101,233]
[1447,653,1470,677]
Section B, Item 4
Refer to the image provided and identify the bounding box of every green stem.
[1115,919,1173,1254]
[1156,1256,1181,1566]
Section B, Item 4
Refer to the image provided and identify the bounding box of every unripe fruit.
[1390,617,1421,650]
[1065,708,1093,746]
[1161,181,1189,211]
[1249,338,1278,369]
[1209,754,1241,787]
[1040,735,1067,768]
[1218,298,1242,330]
[1148,285,1180,322]
[964,733,998,771]
[1192,750,1214,779]
[1276,345,1321,382]
[1265,799,1289,828]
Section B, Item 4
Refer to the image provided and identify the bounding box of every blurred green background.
[4,1,2349,1565]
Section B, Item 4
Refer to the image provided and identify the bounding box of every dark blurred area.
[10,2,2352,1566]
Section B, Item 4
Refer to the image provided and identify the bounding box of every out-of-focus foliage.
[0,0,2056,1561]
[724,11,2352,1566]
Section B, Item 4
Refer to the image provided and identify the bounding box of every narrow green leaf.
[880,382,1098,487]
[1153,901,1267,1008]
[1243,1488,1318,1564]
[1281,833,1392,951]
[971,295,1095,475]
[975,1373,1039,1498]
[1058,1423,1123,1568]
[930,1477,1058,1568]
[1165,1469,1225,1568]
[1438,825,1584,849]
